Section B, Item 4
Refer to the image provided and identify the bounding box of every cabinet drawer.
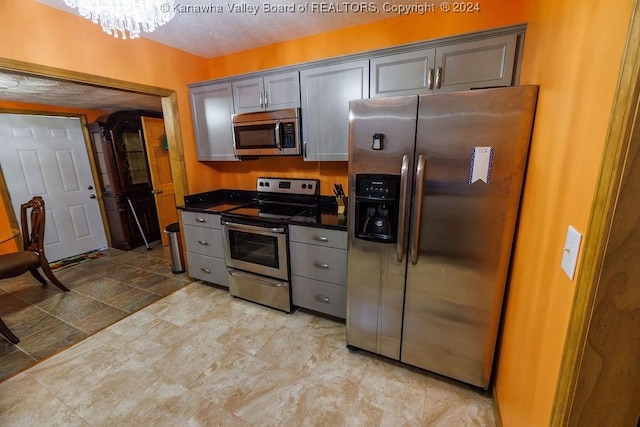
[290,242,347,285]
[183,225,224,258]
[292,276,346,319]
[289,225,347,249]
[181,211,221,229]
[186,252,228,287]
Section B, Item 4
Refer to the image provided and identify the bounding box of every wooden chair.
[0,197,69,343]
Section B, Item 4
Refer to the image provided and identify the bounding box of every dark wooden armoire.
[87,110,162,250]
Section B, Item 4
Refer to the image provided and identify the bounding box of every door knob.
[89,194,96,199]
[87,185,94,190]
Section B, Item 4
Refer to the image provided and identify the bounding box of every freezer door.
[401,86,538,388]
[346,96,417,360]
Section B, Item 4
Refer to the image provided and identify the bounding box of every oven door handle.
[221,220,286,234]
[227,268,287,288]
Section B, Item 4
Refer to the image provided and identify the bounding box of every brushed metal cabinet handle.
[195,217,206,223]
[200,267,211,273]
[435,67,442,89]
[314,294,330,304]
[197,240,209,246]
[312,235,329,242]
[427,67,434,90]
[314,262,329,269]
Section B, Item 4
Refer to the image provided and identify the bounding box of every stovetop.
[224,201,313,221]
[221,177,320,224]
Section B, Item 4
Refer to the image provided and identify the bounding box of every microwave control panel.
[280,122,296,148]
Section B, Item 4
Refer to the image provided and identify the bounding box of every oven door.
[221,219,289,280]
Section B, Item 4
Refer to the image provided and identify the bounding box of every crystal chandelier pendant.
[63,0,175,40]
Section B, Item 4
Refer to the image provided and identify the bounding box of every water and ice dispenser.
[354,174,400,243]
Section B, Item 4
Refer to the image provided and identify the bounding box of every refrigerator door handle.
[397,154,410,263]
[410,154,426,265]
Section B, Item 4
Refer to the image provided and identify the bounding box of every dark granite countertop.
[178,189,347,231]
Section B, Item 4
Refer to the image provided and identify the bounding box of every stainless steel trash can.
[164,222,185,274]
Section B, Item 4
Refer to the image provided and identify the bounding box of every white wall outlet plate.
[561,225,583,280]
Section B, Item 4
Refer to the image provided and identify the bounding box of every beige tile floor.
[0,243,191,381]
[0,278,496,426]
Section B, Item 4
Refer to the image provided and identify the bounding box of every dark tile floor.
[0,243,192,382]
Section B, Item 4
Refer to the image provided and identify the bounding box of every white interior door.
[0,114,108,262]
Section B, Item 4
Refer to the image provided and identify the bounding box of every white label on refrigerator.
[469,147,494,184]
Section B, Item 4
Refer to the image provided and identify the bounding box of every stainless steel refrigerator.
[346,86,538,388]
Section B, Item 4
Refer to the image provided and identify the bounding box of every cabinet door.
[264,71,300,110]
[300,60,369,161]
[434,34,517,93]
[190,83,238,161]
[370,49,436,98]
[232,77,264,114]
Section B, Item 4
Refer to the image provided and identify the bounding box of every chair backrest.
[20,196,46,253]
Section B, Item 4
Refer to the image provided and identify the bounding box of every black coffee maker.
[354,174,399,243]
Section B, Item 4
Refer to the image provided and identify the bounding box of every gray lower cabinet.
[289,225,347,318]
[370,34,518,97]
[189,82,238,161]
[300,60,369,161]
[181,211,228,287]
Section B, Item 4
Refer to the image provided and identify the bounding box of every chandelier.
[63,0,175,40]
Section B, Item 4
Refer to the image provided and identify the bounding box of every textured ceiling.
[34,0,418,58]
[8,0,422,112]
[0,71,163,112]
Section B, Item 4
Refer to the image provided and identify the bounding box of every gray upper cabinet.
[300,60,369,161]
[189,28,524,162]
[189,82,238,161]
[370,49,436,97]
[371,34,517,97]
[434,34,517,92]
[232,71,300,114]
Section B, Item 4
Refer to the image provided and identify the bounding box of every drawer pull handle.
[314,294,330,304]
[197,240,209,246]
[200,267,211,274]
[312,235,329,242]
[195,218,206,223]
[314,262,329,269]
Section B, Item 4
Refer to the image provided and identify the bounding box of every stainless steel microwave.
[232,108,301,157]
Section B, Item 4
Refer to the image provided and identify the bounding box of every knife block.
[336,198,346,218]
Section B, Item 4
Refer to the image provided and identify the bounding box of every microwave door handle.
[275,120,282,150]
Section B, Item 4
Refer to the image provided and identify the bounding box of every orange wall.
[495,0,635,425]
[3,1,627,424]
[196,0,527,194]
[0,0,211,195]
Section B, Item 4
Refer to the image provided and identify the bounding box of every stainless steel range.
[221,177,319,312]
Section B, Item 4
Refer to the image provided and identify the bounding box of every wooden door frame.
[552,0,640,424]
[0,58,189,249]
